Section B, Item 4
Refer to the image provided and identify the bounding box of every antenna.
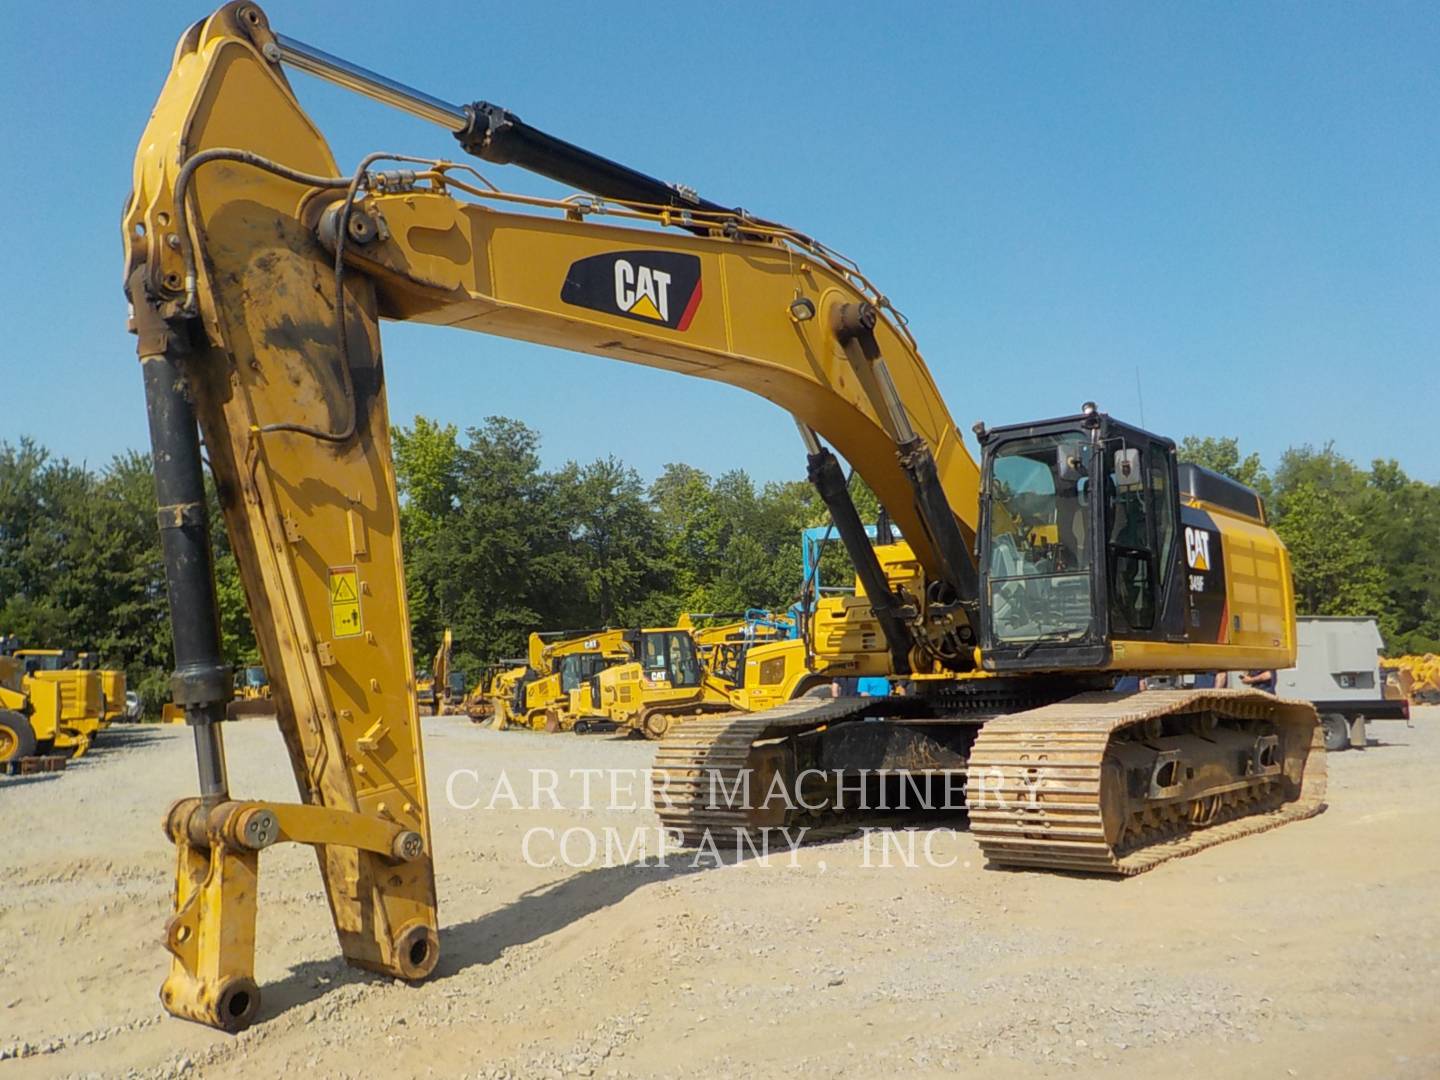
[1135,366,1147,428]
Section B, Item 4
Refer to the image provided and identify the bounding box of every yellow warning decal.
[329,566,363,638]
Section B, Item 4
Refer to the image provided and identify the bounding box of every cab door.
[1103,439,1182,640]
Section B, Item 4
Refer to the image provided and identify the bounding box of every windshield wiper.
[1016,631,1081,659]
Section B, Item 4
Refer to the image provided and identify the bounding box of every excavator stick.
[126,3,438,1030]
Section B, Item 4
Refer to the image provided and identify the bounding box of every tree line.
[0,422,1434,708]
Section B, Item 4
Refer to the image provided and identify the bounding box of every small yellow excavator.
[123,3,1323,1031]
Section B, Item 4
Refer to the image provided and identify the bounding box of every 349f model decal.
[560,251,703,330]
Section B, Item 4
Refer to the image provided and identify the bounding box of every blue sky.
[2,2,1436,483]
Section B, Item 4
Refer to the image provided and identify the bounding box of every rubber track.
[965,689,1327,876]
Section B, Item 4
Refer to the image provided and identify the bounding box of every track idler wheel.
[642,710,674,740]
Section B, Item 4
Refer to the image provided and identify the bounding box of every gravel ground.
[1,707,1437,1079]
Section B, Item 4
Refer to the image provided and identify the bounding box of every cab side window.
[1107,444,1155,633]
[1149,449,1177,600]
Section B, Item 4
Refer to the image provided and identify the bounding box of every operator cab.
[558,652,610,694]
[16,649,76,675]
[976,405,1190,672]
[636,630,703,688]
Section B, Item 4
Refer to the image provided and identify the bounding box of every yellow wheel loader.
[122,3,1322,1030]
[10,649,106,759]
[76,651,130,729]
[0,654,54,768]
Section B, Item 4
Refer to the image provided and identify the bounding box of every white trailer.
[1277,616,1410,751]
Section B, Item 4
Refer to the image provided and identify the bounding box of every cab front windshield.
[984,435,1095,644]
[22,653,69,674]
[641,631,702,688]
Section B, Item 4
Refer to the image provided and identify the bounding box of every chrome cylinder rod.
[270,33,468,132]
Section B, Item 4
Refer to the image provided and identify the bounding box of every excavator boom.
[125,8,973,1028]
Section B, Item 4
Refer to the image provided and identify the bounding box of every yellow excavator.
[123,3,1323,1031]
[415,627,464,715]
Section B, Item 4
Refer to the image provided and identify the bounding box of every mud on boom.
[124,2,1323,1032]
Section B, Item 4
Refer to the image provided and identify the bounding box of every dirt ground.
[2,708,1437,1079]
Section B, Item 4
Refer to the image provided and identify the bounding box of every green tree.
[0,441,190,710]
[650,463,714,608]
[1359,459,1440,653]
[1274,482,1391,629]
[561,456,674,625]
[392,417,463,655]
[96,452,174,684]
[1271,443,1366,517]
[393,417,461,535]
[441,417,580,665]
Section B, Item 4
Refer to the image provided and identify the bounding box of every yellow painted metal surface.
[1108,497,1296,672]
[124,3,436,1023]
[1384,654,1440,701]
[516,629,633,729]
